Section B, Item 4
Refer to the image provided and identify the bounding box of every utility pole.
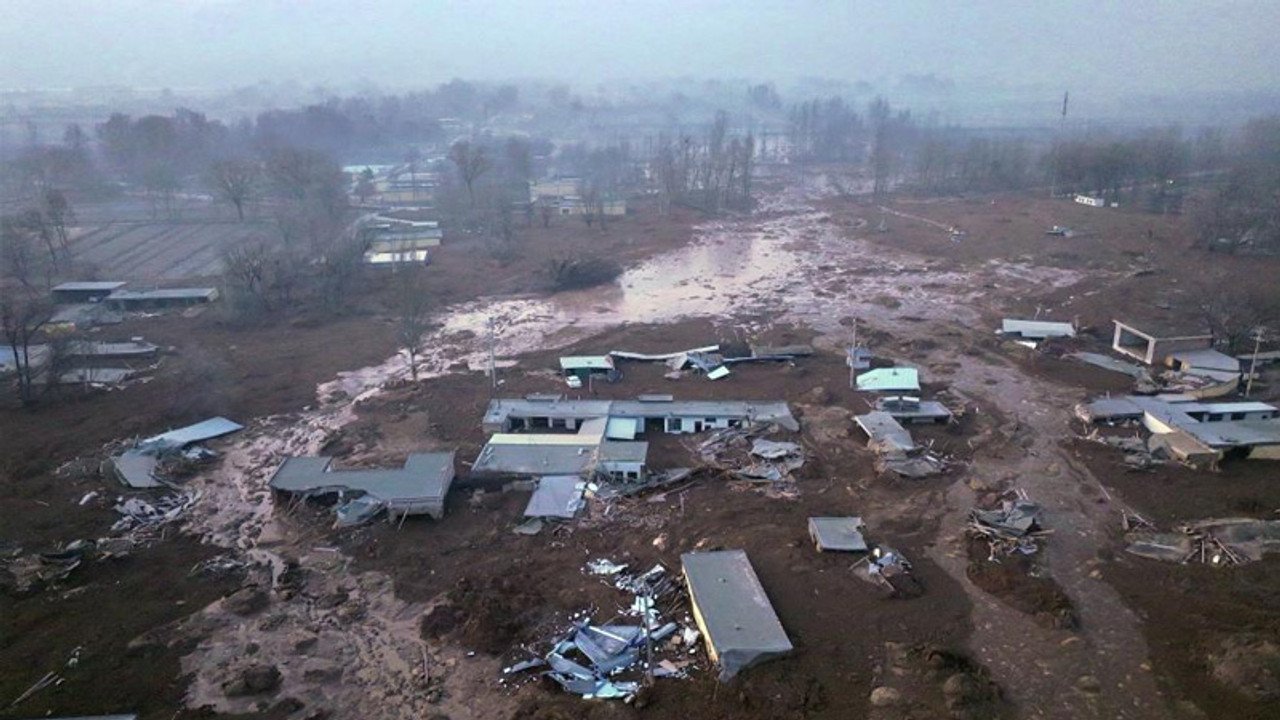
[487,316,497,391]
[1050,90,1068,199]
[1245,327,1265,397]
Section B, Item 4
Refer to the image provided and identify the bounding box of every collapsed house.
[681,550,792,681]
[112,417,245,488]
[1078,396,1280,464]
[853,411,947,477]
[268,451,457,522]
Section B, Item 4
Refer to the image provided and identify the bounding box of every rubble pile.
[1126,517,1280,566]
[502,560,700,701]
[696,425,804,484]
[966,493,1048,558]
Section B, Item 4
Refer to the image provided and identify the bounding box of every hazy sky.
[2,0,1278,94]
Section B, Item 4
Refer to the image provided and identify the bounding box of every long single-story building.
[481,395,798,435]
[104,288,220,310]
[51,281,128,303]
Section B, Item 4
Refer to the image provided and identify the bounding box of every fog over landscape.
[3,3,1280,720]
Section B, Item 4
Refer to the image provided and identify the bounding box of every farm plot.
[66,220,281,280]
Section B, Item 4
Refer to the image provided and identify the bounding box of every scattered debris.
[503,561,696,700]
[110,416,244,489]
[1126,518,1280,566]
[967,492,1048,558]
[854,411,948,478]
[853,546,918,596]
[112,491,200,534]
[696,425,805,484]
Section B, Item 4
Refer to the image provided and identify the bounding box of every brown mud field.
[4,173,1280,720]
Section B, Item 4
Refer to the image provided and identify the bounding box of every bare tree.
[449,141,491,207]
[41,189,74,257]
[395,275,432,381]
[0,285,52,405]
[208,159,260,221]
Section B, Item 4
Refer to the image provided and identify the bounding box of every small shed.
[681,550,792,681]
[559,355,617,382]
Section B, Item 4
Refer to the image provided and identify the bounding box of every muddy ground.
[3,174,1280,720]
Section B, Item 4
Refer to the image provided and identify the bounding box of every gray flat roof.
[269,452,455,503]
[52,281,127,291]
[142,417,244,448]
[108,288,218,301]
[483,397,797,431]
[1169,349,1241,373]
[1001,319,1075,338]
[472,442,598,476]
[682,550,792,681]
[808,517,868,552]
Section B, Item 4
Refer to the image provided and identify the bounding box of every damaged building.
[1079,396,1280,464]
[268,451,457,522]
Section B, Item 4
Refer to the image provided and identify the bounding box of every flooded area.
[171,179,1158,720]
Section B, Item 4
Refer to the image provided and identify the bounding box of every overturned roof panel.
[808,517,868,552]
[114,450,163,488]
[1001,319,1075,339]
[682,550,792,681]
[524,475,586,518]
[856,368,920,392]
[142,417,244,448]
[854,412,915,453]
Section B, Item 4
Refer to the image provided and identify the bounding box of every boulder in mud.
[223,663,282,697]
[223,584,270,616]
[1209,635,1280,701]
